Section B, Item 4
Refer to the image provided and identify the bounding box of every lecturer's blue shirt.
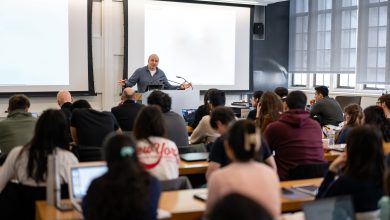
[125,66,179,92]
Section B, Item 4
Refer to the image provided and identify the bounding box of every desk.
[280,178,322,212]
[179,160,208,175]
[323,150,342,162]
[36,178,322,220]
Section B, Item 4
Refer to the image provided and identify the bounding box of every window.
[288,0,390,92]
[291,73,308,87]
[314,73,331,87]
[338,74,356,88]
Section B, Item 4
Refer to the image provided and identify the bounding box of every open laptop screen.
[303,195,355,220]
[181,109,197,125]
[70,163,107,200]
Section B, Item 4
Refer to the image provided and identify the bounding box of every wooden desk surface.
[280,178,323,212]
[323,150,342,162]
[36,178,322,220]
[179,160,208,175]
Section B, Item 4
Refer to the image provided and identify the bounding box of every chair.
[178,143,207,154]
[335,96,362,110]
[76,145,103,162]
[288,163,329,180]
[0,182,69,220]
[160,176,193,191]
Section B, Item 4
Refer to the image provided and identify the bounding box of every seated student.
[82,134,161,220]
[207,193,273,220]
[206,120,280,218]
[111,87,144,132]
[274,87,288,99]
[0,94,37,162]
[206,107,276,181]
[191,88,214,129]
[317,126,384,213]
[247,90,263,121]
[364,106,390,142]
[147,90,188,147]
[335,104,363,144]
[255,91,283,132]
[190,89,225,147]
[377,94,390,120]
[0,109,78,192]
[133,105,179,180]
[310,86,343,126]
[70,99,121,148]
[263,91,325,180]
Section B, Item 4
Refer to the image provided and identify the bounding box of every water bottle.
[328,129,335,146]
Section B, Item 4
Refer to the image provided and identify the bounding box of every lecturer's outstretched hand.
[180,82,192,90]
[118,79,126,86]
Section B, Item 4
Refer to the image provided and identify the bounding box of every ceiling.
[194,0,288,6]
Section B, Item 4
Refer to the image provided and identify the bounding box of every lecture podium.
[35,178,323,220]
[141,89,200,116]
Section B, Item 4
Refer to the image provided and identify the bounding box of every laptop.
[180,152,209,162]
[181,109,197,125]
[68,162,108,212]
[303,196,355,220]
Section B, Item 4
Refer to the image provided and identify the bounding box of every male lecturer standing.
[118,54,191,92]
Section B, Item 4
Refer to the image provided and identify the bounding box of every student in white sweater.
[134,105,179,180]
[206,120,281,218]
[0,109,78,192]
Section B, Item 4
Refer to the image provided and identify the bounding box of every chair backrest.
[288,163,329,180]
[160,176,193,191]
[178,143,207,154]
[76,145,102,162]
[0,182,69,220]
[335,96,362,110]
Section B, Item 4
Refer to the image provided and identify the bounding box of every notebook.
[68,162,108,212]
[180,152,209,162]
[303,196,355,220]
[181,109,197,125]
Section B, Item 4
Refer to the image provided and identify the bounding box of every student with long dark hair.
[206,120,280,217]
[317,126,384,212]
[335,104,363,144]
[255,91,283,132]
[364,105,390,142]
[134,105,179,180]
[83,134,161,220]
[0,109,78,192]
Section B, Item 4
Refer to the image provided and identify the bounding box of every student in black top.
[316,125,385,212]
[206,106,276,181]
[111,87,144,132]
[191,88,215,129]
[70,100,121,147]
[247,90,263,121]
[82,134,161,220]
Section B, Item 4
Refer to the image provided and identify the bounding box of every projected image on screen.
[0,0,90,94]
[0,0,69,86]
[126,0,251,91]
[145,4,236,85]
